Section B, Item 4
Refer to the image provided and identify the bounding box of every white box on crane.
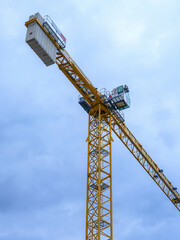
[25,12,57,66]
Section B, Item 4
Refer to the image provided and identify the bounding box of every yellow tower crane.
[25,13,180,240]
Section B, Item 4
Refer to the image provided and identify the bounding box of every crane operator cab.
[78,85,130,123]
[109,85,130,111]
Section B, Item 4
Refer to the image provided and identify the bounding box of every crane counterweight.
[25,12,66,66]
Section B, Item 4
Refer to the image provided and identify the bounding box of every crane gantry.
[25,12,180,240]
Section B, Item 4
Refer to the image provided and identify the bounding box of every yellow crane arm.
[111,115,180,211]
[25,17,180,212]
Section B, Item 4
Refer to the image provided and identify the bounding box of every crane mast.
[86,105,113,240]
[25,13,180,240]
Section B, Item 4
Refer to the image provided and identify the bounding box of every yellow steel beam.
[111,115,180,211]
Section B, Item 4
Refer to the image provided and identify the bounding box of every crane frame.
[25,15,180,240]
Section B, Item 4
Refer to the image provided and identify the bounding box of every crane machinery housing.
[25,12,180,240]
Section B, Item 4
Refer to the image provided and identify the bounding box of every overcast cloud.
[0,0,180,239]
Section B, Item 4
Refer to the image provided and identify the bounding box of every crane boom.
[111,116,180,211]
[25,13,180,239]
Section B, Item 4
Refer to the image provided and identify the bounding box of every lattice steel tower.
[86,105,113,240]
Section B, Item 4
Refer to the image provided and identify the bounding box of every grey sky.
[0,0,180,239]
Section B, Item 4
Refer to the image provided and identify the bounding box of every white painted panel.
[26,13,57,66]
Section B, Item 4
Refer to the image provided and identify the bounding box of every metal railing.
[43,15,66,48]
